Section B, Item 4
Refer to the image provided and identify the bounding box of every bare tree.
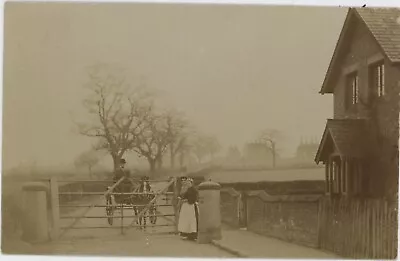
[74,150,103,178]
[192,134,221,164]
[131,109,171,174]
[256,129,283,168]
[76,63,152,171]
[192,135,209,164]
[178,137,193,168]
[226,145,242,164]
[163,110,191,169]
[205,136,221,161]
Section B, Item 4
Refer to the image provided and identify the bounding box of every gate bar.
[59,204,173,208]
[57,178,170,183]
[60,224,174,229]
[126,178,176,230]
[120,202,124,235]
[60,214,175,219]
[104,177,126,197]
[57,180,113,183]
[127,178,170,183]
[58,192,174,195]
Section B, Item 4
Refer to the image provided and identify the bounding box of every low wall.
[246,191,321,248]
[220,188,240,228]
[220,187,321,248]
[220,180,325,195]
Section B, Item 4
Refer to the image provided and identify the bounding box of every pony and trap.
[105,176,158,229]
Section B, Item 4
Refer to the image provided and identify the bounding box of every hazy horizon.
[3,3,347,171]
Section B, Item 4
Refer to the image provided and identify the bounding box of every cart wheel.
[106,197,114,225]
[150,207,157,225]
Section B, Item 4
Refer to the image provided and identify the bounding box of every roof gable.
[320,7,400,94]
[315,119,376,163]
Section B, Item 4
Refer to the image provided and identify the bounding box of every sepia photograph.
[1,1,399,259]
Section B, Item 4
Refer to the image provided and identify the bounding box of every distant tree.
[256,129,283,168]
[177,137,193,168]
[226,146,242,163]
[192,134,221,164]
[205,136,221,161]
[163,110,191,170]
[74,150,103,178]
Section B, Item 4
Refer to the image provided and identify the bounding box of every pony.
[132,177,157,229]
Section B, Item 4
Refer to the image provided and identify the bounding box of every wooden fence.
[318,196,398,259]
[220,188,398,259]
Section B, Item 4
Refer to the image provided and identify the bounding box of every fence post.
[50,177,60,240]
[173,177,181,234]
[121,202,124,235]
[317,198,322,249]
[21,182,49,243]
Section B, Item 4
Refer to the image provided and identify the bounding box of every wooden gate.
[48,176,180,239]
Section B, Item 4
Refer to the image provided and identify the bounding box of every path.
[211,226,339,259]
[32,231,233,257]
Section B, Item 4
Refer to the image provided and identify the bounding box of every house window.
[332,160,341,193]
[346,72,359,109]
[370,62,385,97]
[325,163,330,193]
[341,161,347,194]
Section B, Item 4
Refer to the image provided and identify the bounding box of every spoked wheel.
[106,196,114,226]
[150,206,157,225]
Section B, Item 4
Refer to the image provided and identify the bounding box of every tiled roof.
[355,8,400,62]
[320,7,400,94]
[315,119,376,162]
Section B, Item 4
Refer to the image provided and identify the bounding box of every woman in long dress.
[178,178,199,241]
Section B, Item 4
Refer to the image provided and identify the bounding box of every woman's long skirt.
[178,202,199,240]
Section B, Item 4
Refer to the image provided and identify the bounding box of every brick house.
[315,8,400,198]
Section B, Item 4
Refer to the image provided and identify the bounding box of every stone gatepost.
[21,182,49,243]
[197,180,222,244]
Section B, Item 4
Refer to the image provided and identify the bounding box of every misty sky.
[3,3,347,170]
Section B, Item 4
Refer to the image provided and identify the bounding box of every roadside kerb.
[210,240,248,258]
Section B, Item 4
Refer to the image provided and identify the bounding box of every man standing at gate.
[113,158,130,182]
[112,159,133,202]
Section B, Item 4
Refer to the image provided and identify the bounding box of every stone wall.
[220,187,321,248]
[246,191,320,248]
[220,188,240,228]
[220,180,325,195]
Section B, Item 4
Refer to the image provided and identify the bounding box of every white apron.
[178,201,198,233]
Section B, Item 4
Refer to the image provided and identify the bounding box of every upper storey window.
[345,72,359,110]
[369,62,385,97]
